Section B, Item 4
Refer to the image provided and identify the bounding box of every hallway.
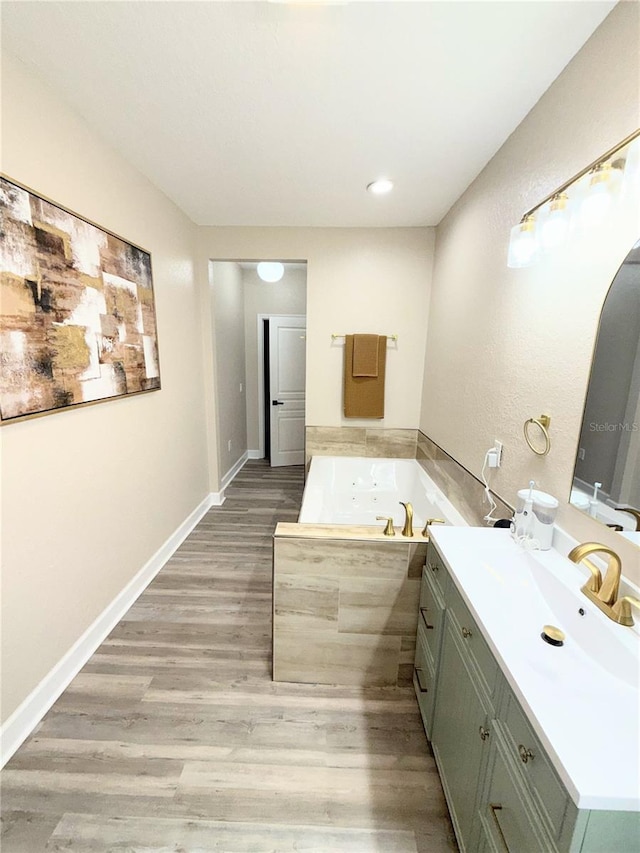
[1,461,455,852]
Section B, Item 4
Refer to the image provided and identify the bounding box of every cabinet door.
[419,565,445,669]
[477,731,557,853]
[431,612,492,852]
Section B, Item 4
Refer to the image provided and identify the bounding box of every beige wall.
[210,262,248,479]
[243,265,307,452]
[198,227,435,488]
[420,2,640,582]
[0,54,209,722]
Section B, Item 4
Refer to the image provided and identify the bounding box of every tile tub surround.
[416,432,512,527]
[304,426,511,527]
[273,524,429,687]
[273,523,426,686]
[305,426,418,466]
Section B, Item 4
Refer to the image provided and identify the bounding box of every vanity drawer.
[478,732,558,853]
[446,577,500,704]
[425,542,448,600]
[414,626,436,736]
[419,566,445,668]
[500,689,570,839]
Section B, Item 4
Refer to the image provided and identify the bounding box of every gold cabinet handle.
[420,607,434,630]
[518,744,534,764]
[489,803,510,851]
[414,667,429,693]
[461,626,472,639]
[479,725,490,741]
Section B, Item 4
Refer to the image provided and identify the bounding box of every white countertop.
[430,526,640,812]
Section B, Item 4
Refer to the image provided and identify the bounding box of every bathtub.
[299,456,468,529]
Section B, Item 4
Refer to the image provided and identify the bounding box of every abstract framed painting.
[0,176,161,422]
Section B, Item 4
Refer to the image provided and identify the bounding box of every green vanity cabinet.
[415,540,640,853]
[476,726,560,852]
[413,543,446,738]
[431,611,493,850]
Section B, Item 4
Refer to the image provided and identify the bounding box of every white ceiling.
[1,1,616,227]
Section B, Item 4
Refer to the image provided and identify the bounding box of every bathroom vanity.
[416,527,640,853]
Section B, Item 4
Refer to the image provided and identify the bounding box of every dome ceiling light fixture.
[257,261,285,282]
[366,178,394,195]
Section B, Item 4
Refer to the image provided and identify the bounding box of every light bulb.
[579,164,616,229]
[622,137,640,195]
[540,194,570,251]
[257,262,284,283]
[507,217,537,268]
[366,179,393,195]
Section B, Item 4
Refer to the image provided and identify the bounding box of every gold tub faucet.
[422,518,445,539]
[399,502,414,537]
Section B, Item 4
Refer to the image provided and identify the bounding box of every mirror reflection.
[571,239,640,546]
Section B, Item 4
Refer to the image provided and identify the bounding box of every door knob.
[272,400,285,406]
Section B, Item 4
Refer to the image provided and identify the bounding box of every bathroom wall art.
[0,176,160,422]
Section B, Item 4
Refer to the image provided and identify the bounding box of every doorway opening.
[208,260,307,483]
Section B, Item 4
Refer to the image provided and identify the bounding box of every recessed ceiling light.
[257,262,285,282]
[366,179,393,195]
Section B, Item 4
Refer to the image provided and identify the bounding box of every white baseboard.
[220,450,249,491]
[210,490,225,506]
[0,491,214,768]
[247,449,262,460]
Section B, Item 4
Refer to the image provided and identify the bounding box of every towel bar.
[331,333,398,341]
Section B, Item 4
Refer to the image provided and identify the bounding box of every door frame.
[256,313,306,460]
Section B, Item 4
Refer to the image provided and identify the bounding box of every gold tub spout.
[399,502,414,537]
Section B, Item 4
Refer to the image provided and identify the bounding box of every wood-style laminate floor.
[1,461,457,853]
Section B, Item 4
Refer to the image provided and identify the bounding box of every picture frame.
[0,176,161,423]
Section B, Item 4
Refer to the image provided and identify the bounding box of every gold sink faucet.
[614,506,640,531]
[567,542,633,624]
[399,502,414,537]
[612,596,640,627]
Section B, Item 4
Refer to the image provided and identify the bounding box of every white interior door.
[269,315,306,467]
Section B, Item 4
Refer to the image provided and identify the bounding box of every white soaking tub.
[299,456,468,529]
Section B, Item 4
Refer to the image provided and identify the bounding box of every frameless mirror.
[571,239,640,546]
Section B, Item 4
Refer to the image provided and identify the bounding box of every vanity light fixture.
[578,163,619,229]
[540,193,570,251]
[507,127,640,268]
[507,215,538,268]
[623,136,640,193]
[257,261,285,283]
[366,178,394,195]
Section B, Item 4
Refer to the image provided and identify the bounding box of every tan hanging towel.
[343,334,387,418]
[352,334,380,377]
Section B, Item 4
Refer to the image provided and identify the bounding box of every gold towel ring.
[524,414,551,456]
